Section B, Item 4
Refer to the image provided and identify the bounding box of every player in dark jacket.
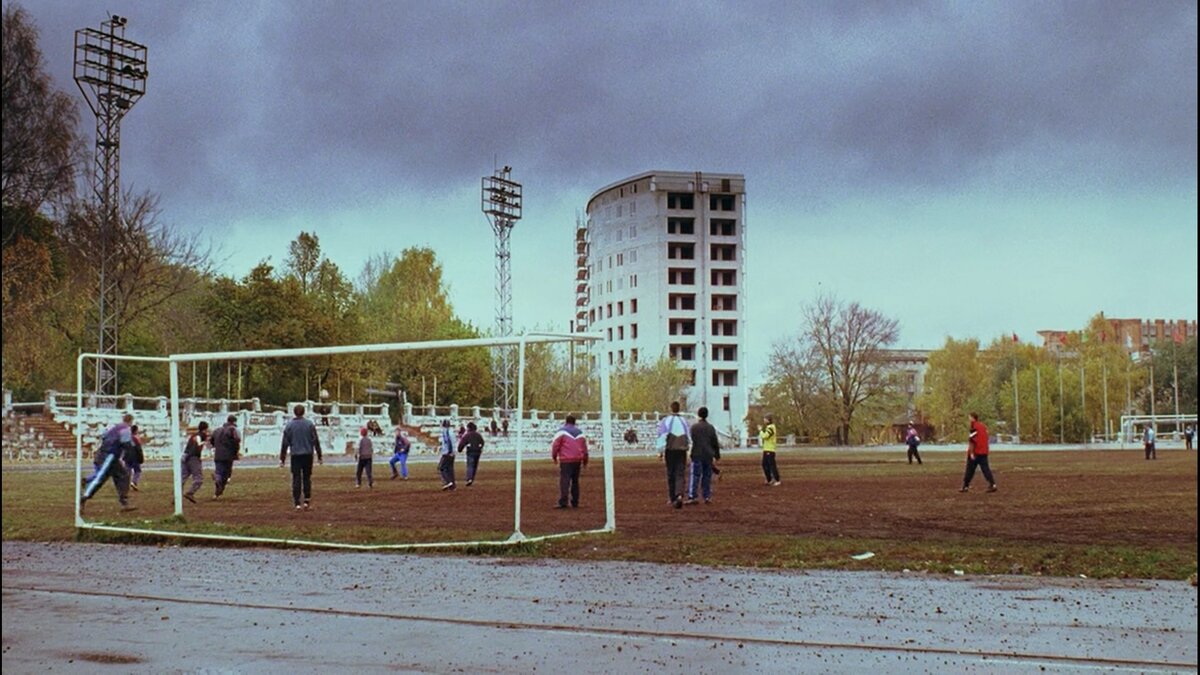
[686,407,721,504]
[459,422,486,486]
[125,425,146,491]
[210,415,241,499]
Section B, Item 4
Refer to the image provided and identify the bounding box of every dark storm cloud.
[18,0,1198,223]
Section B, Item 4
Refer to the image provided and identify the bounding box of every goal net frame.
[74,331,615,549]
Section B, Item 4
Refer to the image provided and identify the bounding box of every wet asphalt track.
[1,541,1195,674]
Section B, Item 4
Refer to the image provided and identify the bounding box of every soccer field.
[2,448,1196,579]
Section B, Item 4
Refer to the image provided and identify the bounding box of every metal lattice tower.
[482,166,522,414]
[74,15,148,396]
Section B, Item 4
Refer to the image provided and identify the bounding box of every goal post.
[75,331,612,549]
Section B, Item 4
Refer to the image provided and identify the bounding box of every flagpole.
[1080,363,1086,443]
[1036,365,1042,442]
[1102,361,1109,442]
[1058,352,1065,444]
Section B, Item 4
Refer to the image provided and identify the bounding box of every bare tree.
[1,5,84,217]
[60,189,212,335]
[803,294,900,445]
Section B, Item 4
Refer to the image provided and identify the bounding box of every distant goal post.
[73,331,615,549]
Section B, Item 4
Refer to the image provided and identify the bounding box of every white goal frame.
[74,331,615,550]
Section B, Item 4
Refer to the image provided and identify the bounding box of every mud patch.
[68,651,144,664]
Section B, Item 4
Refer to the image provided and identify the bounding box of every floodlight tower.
[482,166,522,414]
[74,15,148,396]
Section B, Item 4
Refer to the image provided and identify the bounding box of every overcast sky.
[13,0,1198,383]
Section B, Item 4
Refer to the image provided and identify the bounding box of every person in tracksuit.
[437,419,456,491]
[81,413,136,512]
[355,427,374,488]
[550,415,589,508]
[905,425,923,465]
[389,428,411,480]
[760,415,781,485]
[279,405,323,510]
[961,412,997,493]
[181,421,209,503]
[459,422,485,486]
[211,415,241,499]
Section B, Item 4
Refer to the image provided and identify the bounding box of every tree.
[286,231,321,294]
[919,337,994,442]
[757,338,838,442]
[1,5,83,214]
[802,294,900,445]
[609,357,691,414]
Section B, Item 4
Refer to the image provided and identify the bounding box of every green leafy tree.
[609,356,691,413]
[918,337,994,442]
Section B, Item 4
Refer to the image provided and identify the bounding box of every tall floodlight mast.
[482,166,522,414]
[74,15,148,396]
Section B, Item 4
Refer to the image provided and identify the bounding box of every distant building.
[578,171,747,439]
[1039,316,1196,354]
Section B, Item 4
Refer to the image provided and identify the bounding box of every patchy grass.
[4,449,1195,580]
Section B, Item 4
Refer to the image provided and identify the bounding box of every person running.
[961,412,997,493]
[550,415,589,509]
[389,428,411,480]
[181,421,209,503]
[354,426,375,488]
[656,401,691,509]
[905,424,923,465]
[437,419,456,491]
[211,414,241,499]
[760,415,781,485]
[686,406,721,505]
[81,413,136,512]
[279,404,323,510]
[125,425,146,491]
[459,422,486,486]
[1143,425,1157,460]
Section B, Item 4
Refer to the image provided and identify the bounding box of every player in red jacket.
[550,415,589,509]
[960,412,997,493]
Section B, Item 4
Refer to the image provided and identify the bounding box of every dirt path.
[2,541,1195,673]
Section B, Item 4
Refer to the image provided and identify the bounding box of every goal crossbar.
[74,332,615,551]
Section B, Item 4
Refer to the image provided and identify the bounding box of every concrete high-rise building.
[578,171,748,440]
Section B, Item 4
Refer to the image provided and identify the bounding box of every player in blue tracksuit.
[437,419,456,490]
[390,428,411,480]
[81,413,137,512]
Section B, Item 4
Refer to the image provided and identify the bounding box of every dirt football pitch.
[3,448,1196,578]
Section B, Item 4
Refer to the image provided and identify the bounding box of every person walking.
[905,425,923,465]
[125,425,146,491]
[355,427,374,488]
[80,413,136,512]
[550,415,589,508]
[1143,425,1157,460]
[437,419,457,491]
[459,422,486,486]
[961,412,997,493]
[279,404,323,510]
[760,415,781,485]
[181,421,209,503]
[656,401,691,509]
[686,406,721,505]
[389,428,411,480]
[1185,424,1195,451]
[211,414,241,499]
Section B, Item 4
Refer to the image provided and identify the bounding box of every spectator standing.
[279,405,323,510]
[1143,425,1157,460]
[760,415,781,485]
[437,419,457,491]
[81,413,136,512]
[355,427,374,488]
[502,417,509,437]
[656,401,691,509]
[181,421,209,503]
[459,422,486,486]
[126,425,146,491]
[550,415,589,508]
[1185,424,1194,451]
[961,412,997,492]
[389,428,411,480]
[211,414,242,499]
[686,406,721,505]
[905,425,923,465]
[489,418,499,436]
